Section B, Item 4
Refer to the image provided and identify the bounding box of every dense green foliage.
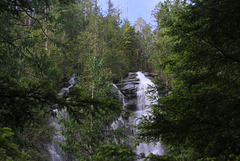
[0,127,29,161]
[2,0,238,160]
[59,52,131,160]
[94,144,135,161]
[0,0,152,160]
[137,0,240,160]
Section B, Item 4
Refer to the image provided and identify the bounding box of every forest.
[0,0,240,160]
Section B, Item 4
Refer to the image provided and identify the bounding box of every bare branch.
[0,36,37,44]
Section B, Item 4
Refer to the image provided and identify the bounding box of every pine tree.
[137,0,240,160]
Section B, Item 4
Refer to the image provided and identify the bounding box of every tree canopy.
[2,0,239,160]
[0,0,153,160]
[137,0,240,160]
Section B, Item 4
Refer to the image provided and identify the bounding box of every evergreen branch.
[203,39,240,64]
[1,36,44,77]
[18,7,52,41]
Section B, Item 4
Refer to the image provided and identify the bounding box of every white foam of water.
[134,72,164,158]
[113,84,127,106]
[58,77,75,97]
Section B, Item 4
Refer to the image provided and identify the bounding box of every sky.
[98,0,161,28]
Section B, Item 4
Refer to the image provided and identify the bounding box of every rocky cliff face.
[116,72,154,111]
[115,72,165,159]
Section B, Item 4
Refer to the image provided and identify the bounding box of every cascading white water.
[133,72,164,159]
[47,77,75,161]
[111,84,126,130]
[113,84,127,107]
[58,77,75,97]
[48,74,163,161]
[113,72,164,160]
[48,73,162,161]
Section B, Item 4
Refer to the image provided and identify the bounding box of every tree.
[134,17,153,71]
[0,0,75,159]
[0,127,29,161]
[150,0,185,85]
[59,53,125,160]
[137,0,240,160]
[101,2,129,81]
[0,0,143,160]
[122,20,138,71]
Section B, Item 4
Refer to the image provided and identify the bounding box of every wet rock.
[143,72,154,81]
[128,72,138,79]
[116,72,139,111]
[121,84,135,91]
[143,72,153,76]
[126,98,138,111]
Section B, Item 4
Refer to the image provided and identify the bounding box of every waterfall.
[134,72,164,159]
[47,76,76,161]
[46,72,163,160]
[115,72,164,160]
